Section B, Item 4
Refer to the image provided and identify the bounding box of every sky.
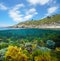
[0,0,60,27]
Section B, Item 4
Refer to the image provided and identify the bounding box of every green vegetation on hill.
[16,14,60,27]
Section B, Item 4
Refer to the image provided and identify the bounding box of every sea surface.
[0,27,60,41]
[0,27,20,30]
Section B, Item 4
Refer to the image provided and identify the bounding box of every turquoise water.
[0,28,60,40]
[0,28,60,46]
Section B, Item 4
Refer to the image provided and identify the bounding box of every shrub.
[34,52,58,61]
[5,46,28,61]
[0,42,8,49]
[56,47,60,51]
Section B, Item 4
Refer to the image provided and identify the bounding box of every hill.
[12,14,60,28]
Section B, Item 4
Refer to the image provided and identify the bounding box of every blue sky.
[0,0,60,27]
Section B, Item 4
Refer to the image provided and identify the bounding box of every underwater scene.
[0,28,60,61]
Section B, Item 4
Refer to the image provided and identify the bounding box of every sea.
[0,27,60,41]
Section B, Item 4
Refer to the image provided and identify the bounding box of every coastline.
[0,25,60,31]
[10,25,60,29]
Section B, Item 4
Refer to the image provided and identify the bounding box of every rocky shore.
[11,24,60,29]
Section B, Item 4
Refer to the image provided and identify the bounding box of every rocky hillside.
[12,14,60,28]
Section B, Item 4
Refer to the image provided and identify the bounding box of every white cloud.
[39,0,49,5]
[9,10,23,22]
[12,4,25,11]
[0,3,8,10]
[27,0,39,5]
[24,8,38,20]
[41,6,58,19]
[9,4,24,22]
[47,0,57,6]
[27,0,49,5]
[46,6,58,16]
[26,8,37,14]
[24,15,33,20]
[9,4,38,22]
